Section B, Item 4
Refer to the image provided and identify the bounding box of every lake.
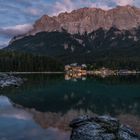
[0,74,140,140]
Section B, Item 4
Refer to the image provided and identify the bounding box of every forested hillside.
[5,28,140,69]
[0,51,63,72]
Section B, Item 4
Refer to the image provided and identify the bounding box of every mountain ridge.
[28,5,140,35]
[10,5,140,43]
[5,5,140,68]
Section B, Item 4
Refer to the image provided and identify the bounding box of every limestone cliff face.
[29,5,140,35]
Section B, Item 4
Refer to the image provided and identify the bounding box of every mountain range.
[5,5,140,68]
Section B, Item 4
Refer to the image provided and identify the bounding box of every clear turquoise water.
[0,74,140,140]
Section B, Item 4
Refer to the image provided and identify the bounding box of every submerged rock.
[0,73,23,88]
[70,115,140,140]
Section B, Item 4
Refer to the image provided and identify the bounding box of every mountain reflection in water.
[0,74,140,138]
[0,96,70,140]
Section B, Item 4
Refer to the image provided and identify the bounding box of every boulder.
[0,74,23,88]
[70,115,140,140]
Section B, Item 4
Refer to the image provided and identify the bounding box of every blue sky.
[0,0,139,48]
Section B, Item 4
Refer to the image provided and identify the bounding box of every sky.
[0,0,140,48]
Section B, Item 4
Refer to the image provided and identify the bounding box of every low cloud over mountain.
[0,24,33,38]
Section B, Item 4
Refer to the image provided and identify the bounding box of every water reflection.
[0,74,140,136]
[0,96,70,140]
[3,75,140,115]
[65,73,87,81]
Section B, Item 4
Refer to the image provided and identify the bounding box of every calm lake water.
[0,74,140,140]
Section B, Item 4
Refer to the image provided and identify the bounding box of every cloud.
[0,37,10,49]
[0,42,9,49]
[26,8,42,16]
[46,0,136,16]
[0,0,138,27]
[0,96,32,120]
[0,24,33,48]
[0,24,33,37]
[50,0,114,15]
[116,0,134,6]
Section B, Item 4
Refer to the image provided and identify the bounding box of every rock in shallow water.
[0,74,23,88]
[70,115,140,140]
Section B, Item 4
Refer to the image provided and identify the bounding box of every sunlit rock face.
[29,5,140,35]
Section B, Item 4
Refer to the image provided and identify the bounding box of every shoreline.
[1,70,140,78]
[0,72,64,74]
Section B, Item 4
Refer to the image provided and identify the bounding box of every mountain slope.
[6,27,140,68]
[0,51,64,72]
[5,6,140,69]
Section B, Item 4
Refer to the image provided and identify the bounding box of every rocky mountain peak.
[24,5,140,36]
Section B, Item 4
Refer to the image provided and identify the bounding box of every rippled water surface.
[0,74,140,139]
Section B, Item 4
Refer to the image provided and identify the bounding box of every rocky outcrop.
[70,115,140,140]
[0,74,23,88]
[29,5,140,35]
